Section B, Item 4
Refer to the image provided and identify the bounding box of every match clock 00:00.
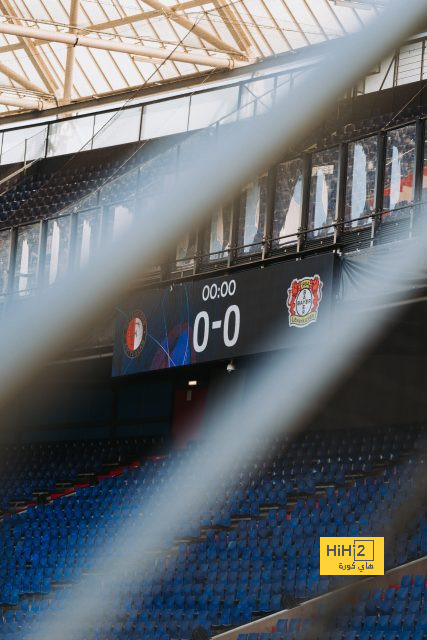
[193,279,240,353]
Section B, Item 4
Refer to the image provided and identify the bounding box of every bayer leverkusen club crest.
[287,275,323,328]
[123,310,147,358]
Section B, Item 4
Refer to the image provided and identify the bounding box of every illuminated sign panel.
[112,254,335,376]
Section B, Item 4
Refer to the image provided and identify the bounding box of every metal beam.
[85,0,222,33]
[63,0,80,103]
[213,0,252,54]
[0,22,241,69]
[0,46,320,126]
[0,0,58,94]
[141,0,246,57]
[0,60,46,94]
[0,93,46,110]
[0,1,225,56]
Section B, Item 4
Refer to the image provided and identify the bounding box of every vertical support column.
[99,199,111,249]
[298,153,311,253]
[414,118,425,203]
[263,167,277,260]
[335,142,348,247]
[69,210,78,272]
[37,219,48,292]
[229,193,241,267]
[7,226,17,301]
[44,124,50,159]
[412,118,425,235]
[1,228,12,307]
[194,223,204,275]
[393,48,400,88]
[138,106,144,142]
[63,0,80,104]
[372,131,386,245]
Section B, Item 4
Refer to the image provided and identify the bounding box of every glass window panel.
[44,216,71,286]
[273,158,303,248]
[275,73,293,101]
[100,169,138,206]
[308,147,340,237]
[14,224,40,296]
[239,78,275,119]
[176,231,196,268]
[25,126,48,161]
[383,125,416,212]
[105,202,134,240]
[73,189,99,213]
[92,107,141,149]
[345,136,377,227]
[178,129,214,171]
[176,130,216,204]
[397,42,423,86]
[188,87,239,130]
[75,209,100,268]
[237,176,267,255]
[203,205,232,261]
[2,128,29,164]
[1,126,47,165]
[141,97,190,139]
[139,144,178,203]
[0,229,11,295]
[47,116,94,157]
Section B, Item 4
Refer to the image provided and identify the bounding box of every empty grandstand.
[0,2,425,640]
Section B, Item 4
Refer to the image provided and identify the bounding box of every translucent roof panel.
[0,0,381,117]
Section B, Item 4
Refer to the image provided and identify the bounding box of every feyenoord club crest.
[287,275,323,328]
[123,310,147,358]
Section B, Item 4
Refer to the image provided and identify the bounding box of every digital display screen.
[112,254,336,376]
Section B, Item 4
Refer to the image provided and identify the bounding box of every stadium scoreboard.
[112,254,335,376]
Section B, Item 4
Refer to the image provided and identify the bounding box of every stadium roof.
[0,0,382,116]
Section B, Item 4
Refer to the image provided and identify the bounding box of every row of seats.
[0,137,176,229]
[0,156,134,226]
[237,575,427,640]
[0,426,424,640]
[0,437,164,511]
[0,102,425,231]
[308,104,425,154]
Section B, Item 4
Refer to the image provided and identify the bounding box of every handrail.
[212,556,427,640]
[171,202,426,271]
[0,128,425,301]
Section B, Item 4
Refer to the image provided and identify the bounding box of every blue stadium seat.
[0,427,423,640]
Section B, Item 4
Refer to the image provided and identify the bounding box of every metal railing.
[1,201,426,311]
